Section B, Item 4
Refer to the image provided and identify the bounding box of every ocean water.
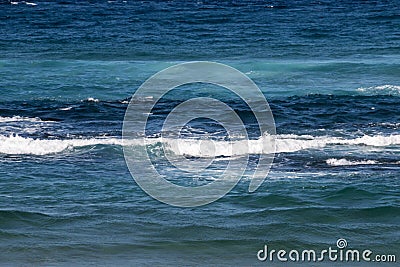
[0,0,399,266]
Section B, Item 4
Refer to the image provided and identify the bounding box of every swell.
[0,94,399,129]
[0,209,53,227]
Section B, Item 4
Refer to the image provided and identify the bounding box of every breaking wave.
[326,158,378,166]
[1,133,400,156]
[357,84,400,95]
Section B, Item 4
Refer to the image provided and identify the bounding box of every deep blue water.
[0,0,399,266]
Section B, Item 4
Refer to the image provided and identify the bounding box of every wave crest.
[357,84,400,95]
[0,116,43,123]
[1,133,400,156]
[326,158,377,166]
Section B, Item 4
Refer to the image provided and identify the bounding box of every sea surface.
[0,0,399,266]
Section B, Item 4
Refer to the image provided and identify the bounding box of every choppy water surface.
[0,0,399,265]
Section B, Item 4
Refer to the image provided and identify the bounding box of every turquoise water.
[0,1,399,266]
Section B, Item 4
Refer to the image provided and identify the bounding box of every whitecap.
[86,97,99,102]
[1,133,399,156]
[0,116,42,123]
[326,158,377,166]
[0,135,125,156]
[357,84,400,95]
[58,107,73,111]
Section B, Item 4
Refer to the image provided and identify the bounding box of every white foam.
[326,158,377,166]
[25,2,37,5]
[86,97,100,102]
[337,135,400,147]
[357,84,400,95]
[166,134,400,157]
[0,135,124,156]
[376,122,400,128]
[0,116,42,123]
[1,133,399,156]
[58,107,73,111]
